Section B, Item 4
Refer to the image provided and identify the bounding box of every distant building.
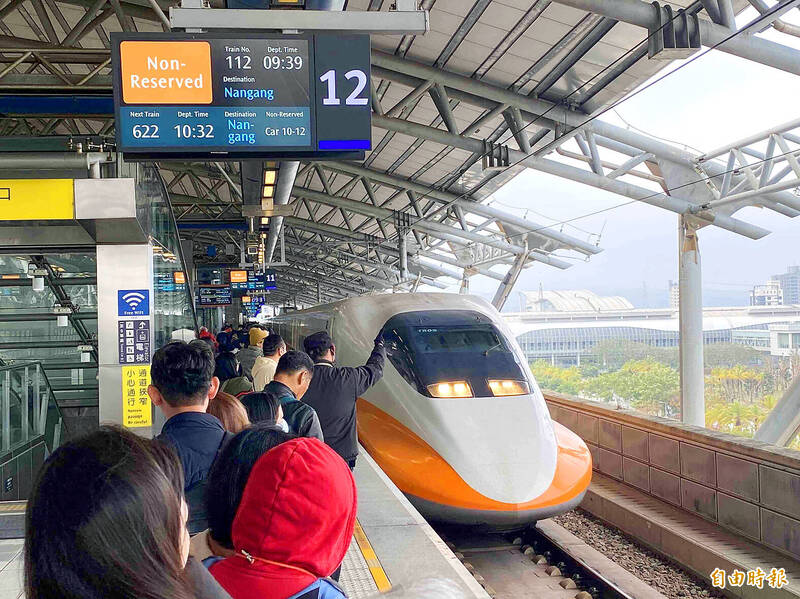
[504,304,800,366]
[772,266,800,305]
[669,281,680,310]
[750,280,783,307]
[769,323,800,357]
[522,289,634,313]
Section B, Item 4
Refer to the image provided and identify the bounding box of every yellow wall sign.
[0,179,74,220]
[122,365,152,428]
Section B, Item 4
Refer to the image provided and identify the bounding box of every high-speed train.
[270,293,591,528]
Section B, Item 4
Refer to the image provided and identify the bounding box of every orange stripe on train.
[356,398,592,512]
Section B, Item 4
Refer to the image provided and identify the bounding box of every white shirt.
[252,356,279,392]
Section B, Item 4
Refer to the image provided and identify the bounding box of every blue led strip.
[318,139,371,150]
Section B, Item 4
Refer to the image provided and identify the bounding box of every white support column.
[678,217,705,427]
[399,232,409,282]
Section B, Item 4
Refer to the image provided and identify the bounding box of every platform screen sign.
[197,284,232,307]
[111,32,371,159]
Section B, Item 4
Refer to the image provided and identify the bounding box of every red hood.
[209,438,356,599]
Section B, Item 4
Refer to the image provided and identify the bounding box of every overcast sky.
[437,6,800,309]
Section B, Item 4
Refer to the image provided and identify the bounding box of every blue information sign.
[118,289,150,317]
[118,320,151,364]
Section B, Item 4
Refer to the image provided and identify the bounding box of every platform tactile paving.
[339,535,380,599]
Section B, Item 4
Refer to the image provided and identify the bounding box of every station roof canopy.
[2,0,800,304]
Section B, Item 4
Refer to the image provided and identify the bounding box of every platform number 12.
[319,69,369,106]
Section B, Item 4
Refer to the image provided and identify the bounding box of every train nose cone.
[419,394,558,504]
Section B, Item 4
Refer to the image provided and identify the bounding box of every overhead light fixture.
[263,170,276,185]
[262,185,275,198]
[78,344,93,363]
[32,276,45,292]
[55,305,71,327]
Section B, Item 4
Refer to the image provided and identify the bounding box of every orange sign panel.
[230,270,248,283]
[173,271,186,284]
[120,41,212,104]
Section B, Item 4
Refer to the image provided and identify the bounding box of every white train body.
[271,293,591,528]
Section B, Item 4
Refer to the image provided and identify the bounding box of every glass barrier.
[118,160,199,347]
[0,362,66,454]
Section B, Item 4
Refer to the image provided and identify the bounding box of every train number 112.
[319,69,369,106]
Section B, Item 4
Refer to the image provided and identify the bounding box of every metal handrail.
[0,361,66,454]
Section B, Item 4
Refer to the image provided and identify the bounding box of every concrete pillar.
[678,217,705,427]
[97,243,156,437]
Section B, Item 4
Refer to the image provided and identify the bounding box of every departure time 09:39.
[225,55,304,70]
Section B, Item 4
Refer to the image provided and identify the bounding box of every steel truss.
[1,0,799,304]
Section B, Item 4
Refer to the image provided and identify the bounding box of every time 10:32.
[174,124,214,139]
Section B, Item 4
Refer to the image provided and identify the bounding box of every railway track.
[434,521,646,599]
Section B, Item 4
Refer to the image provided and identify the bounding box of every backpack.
[289,579,346,599]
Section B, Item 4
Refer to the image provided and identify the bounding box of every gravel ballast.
[553,509,725,599]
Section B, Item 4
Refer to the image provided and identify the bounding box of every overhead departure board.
[111,32,371,159]
[197,284,232,307]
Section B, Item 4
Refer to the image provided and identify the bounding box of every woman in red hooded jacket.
[209,437,357,599]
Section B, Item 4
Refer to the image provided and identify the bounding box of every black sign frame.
[111,31,371,160]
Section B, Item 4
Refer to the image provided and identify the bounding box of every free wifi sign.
[118,289,150,317]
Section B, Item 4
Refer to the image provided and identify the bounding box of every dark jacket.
[301,342,385,462]
[264,381,324,441]
[156,411,228,534]
[238,346,262,381]
[208,439,355,599]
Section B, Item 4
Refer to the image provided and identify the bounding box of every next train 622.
[271,293,591,528]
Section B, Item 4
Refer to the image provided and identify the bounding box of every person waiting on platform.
[191,424,295,566]
[208,437,356,599]
[252,334,287,392]
[215,352,254,397]
[239,327,268,381]
[207,391,250,434]
[260,351,323,441]
[25,425,232,599]
[149,340,229,535]
[217,324,236,353]
[302,331,385,469]
[241,392,285,430]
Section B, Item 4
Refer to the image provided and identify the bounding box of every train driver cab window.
[381,311,530,399]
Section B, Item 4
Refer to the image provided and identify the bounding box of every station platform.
[0,447,488,599]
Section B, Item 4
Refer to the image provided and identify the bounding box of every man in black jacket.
[302,331,385,469]
[262,351,324,441]
[148,340,225,534]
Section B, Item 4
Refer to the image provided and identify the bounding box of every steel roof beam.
[292,185,573,268]
[372,113,769,239]
[550,0,800,76]
[320,162,601,254]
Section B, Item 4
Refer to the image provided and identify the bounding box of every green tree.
[707,366,765,404]
[530,361,583,395]
[584,359,680,416]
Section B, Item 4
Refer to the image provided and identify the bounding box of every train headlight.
[428,381,473,398]
[488,380,530,397]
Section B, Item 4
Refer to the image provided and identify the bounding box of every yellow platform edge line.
[353,520,391,592]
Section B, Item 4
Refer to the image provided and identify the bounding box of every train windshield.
[381,310,529,398]
[413,327,503,354]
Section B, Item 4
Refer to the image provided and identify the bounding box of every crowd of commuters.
[24,322,398,599]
